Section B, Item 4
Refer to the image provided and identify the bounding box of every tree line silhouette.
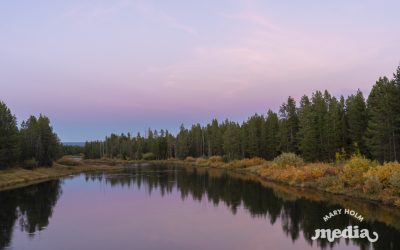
[84,64,400,163]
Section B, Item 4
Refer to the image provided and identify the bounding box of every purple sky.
[1,0,400,141]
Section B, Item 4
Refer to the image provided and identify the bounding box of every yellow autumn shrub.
[364,162,400,187]
[208,156,224,163]
[195,158,209,165]
[230,157,266,168]
[273,153,305,168]
[303,163,329,180]
[185,156,196,162]
[341,155,378,188]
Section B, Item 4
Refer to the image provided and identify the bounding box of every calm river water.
[1,165,399,250]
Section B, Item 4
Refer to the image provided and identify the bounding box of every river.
[1,165,399,250]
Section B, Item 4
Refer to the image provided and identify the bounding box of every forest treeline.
[85,64,400,163]
[0,102,61,169]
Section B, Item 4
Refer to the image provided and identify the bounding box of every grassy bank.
[2,154,400,208]
[0,157,123,191]
[154,154,400,207]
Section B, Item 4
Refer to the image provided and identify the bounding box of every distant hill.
[62,142,85,147]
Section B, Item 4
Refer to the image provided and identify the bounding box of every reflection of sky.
[10,174,359,250]
[1,1,400,141]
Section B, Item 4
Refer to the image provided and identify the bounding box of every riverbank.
[147,156,400,208]
[2,155,400,208]
[0,162,123,191]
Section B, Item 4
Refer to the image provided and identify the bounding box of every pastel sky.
[1,0,400,142]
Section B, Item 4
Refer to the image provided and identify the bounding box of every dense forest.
[0,102,61,169]
[84,64,400,163]
[1,65,399,168]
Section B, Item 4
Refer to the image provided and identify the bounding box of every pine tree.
[312,91,329,161]
[245,114,263,157]
[19,115,60,166]
[176,124,190,159]
[338,96,349,154]
[279,97,299,153]
[223,122,241,159]
[0,101,19,168]
[264,110,280,160]
[346,90,368,155]
[189,124,203,157]
[297,95,318,161]
[325,95,342,160]
[206,119,223,156]
[35,115,60,166]
[365,77,399,162]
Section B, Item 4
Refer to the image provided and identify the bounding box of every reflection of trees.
[0,180,62,249]
[88,165,400,250]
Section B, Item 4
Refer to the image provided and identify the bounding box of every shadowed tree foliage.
[223,121,241,160]
[297,95,318,162]
[0,180,62,249]
[347,90,368,155]
[0,101,19,169]
[19,115,60,166]
[365,75,400,162]
[87,165,400,250]
[0,102,60,169]
[279,96,299,153]
[264,110,280,160]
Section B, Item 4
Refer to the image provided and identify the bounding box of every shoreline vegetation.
[2,154,399,209]
[161,154,400,208]
[1,154,400,233]
[0,157,123,191]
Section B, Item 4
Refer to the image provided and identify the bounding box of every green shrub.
[335,147,347,163]
[363,176,382,195]
[142,152,156,160]
[57,156,81,166]
[389,171,400,189]
[273,153,304,168]
[228,158,266,168]
[316,175,344,193]
[22,158,38,169]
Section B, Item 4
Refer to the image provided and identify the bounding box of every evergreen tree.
[189,124,203,157]
[297,95,318,161]
[325,94,342,160]
[206,119,223,156]
[0,101,19,169]
[279,97,299,153]
[264,110,280,160]
[223,122,241,159]
[338,96,349,154]
[245,114,263,157]
[365,76,400,162]
[35,115,60,166]
[19,115,60,166]
[176,124,190,159]
[346,90,368,155]
[312,91,329,161]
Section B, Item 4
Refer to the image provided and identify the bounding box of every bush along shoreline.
[0,153,399,208]
[0,156,124,191]
[173,153,400,207]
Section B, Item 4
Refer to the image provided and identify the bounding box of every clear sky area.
[1,0,399,141]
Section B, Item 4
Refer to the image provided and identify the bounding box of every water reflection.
[95,166,400,250]
[0,165,399,250]
[0,180,61,249]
